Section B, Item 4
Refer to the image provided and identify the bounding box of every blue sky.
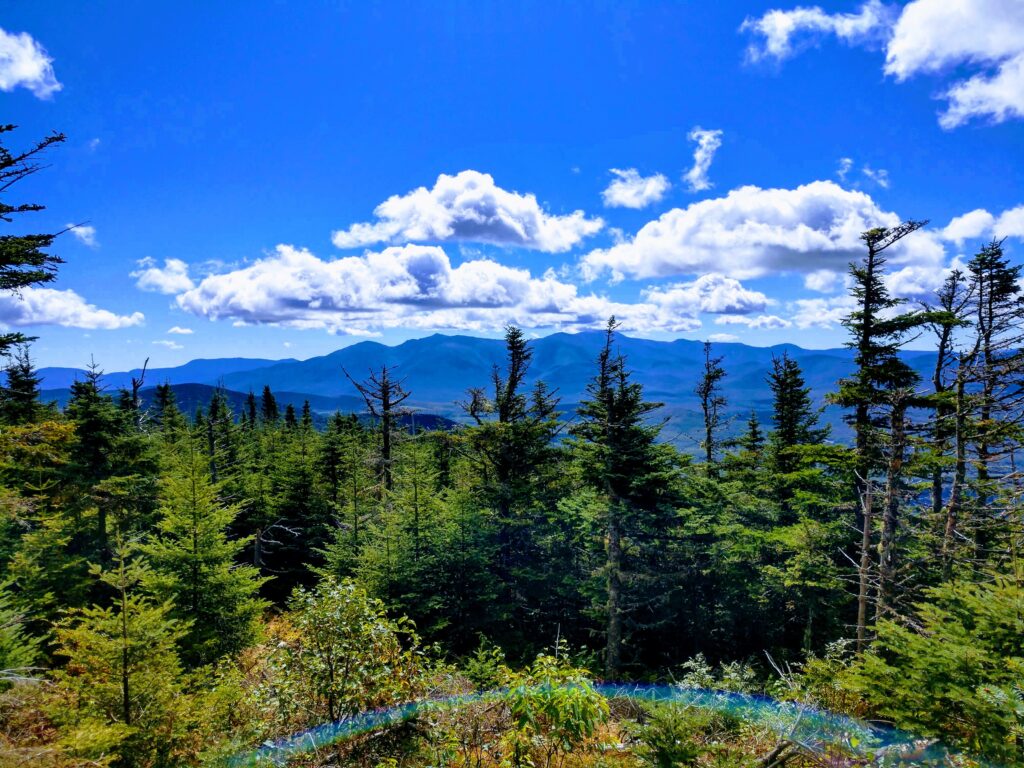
[2,0,1022,370]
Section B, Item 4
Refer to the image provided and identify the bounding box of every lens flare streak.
[230,684,953,767]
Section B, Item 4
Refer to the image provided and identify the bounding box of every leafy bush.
[261,578,428,730]
[499,654,610,768]
[678,654,759,694]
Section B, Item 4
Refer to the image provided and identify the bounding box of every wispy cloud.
[683,127,723,192]
[66,224,98,248]
[602,168,671,209]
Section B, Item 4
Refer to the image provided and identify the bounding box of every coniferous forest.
[2,121,1024,766]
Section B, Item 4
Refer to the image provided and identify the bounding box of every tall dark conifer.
[0,345,42,425]
[831,221,930,649]
[695,342,727,477]
[0,125,67,356]
[573,317,675,677]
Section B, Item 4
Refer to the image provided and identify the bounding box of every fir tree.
[831,221,930,649]
[53,539,188,766]
[143,434,266,665]
[0,125,67,356]
[0,579,38,682]
[0,345,42,426]
[260,385,279,424]
[695,341,727,476]
[572,317,676,677]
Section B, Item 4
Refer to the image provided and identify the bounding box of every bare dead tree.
[344,365,411,495]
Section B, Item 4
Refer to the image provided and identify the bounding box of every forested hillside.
[2,233,1023,765]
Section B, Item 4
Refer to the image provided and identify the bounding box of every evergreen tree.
[0,345,42,426]
[921,269,971,570]
[244,389,258,428]
[695,341,726,476]
[768,352,827,464]
[152,382,186,437]
[965,240,1023,496]
[53,540,188,767]
[65,362,123,562]
[260,385,279,424]
[831,221,930,649]
[767,351,829,515]
[345,365,411,495]
[572,318,677,676]
[0,579,38,681]
[0,125,67,356]
[283,402,297,429]
[461,326,563,647]
[143,434,266,665]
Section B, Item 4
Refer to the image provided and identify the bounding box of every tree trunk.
[856,481,873,653]
[877,396,907,620]
[605,505,622,678]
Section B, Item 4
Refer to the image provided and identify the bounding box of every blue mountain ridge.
[36,332,940,446]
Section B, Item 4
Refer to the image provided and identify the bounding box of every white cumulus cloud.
[885,0,1024,128]
[743,0,1024,128]
[581,180,939,281]
[601,168,671,209]
[683,127,724,192]
[132,258,195,294]
[167,326,193,335]
[708,333,739,343]
[942,209,997,244]
[940,204,1024,243]
[790,295,858,329]
[642,274,770,315]
[331,170,603,253]
[0,287,143,329]
[175,243,708,335]
[0,27,61,99]
[804,268,843,293]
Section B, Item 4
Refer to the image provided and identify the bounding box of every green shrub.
[499,653,610,768]
[846,575,1024,763]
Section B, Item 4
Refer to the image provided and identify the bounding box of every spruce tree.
[966,240,1023,492]
[53,539,188,766]
[345,365,411,495]
[768,352,828,476]
[260,385,279,424]
[695,341,727,476]
[65,362,123,561]
[572,317,675,676]
[0,125,67,356]
[143,434,266,665]
[283,402,297,429]
[831,221,930,648]
[0,345,42,426]
[461,326,562,642]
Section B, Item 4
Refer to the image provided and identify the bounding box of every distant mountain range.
[36,333,940,445]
